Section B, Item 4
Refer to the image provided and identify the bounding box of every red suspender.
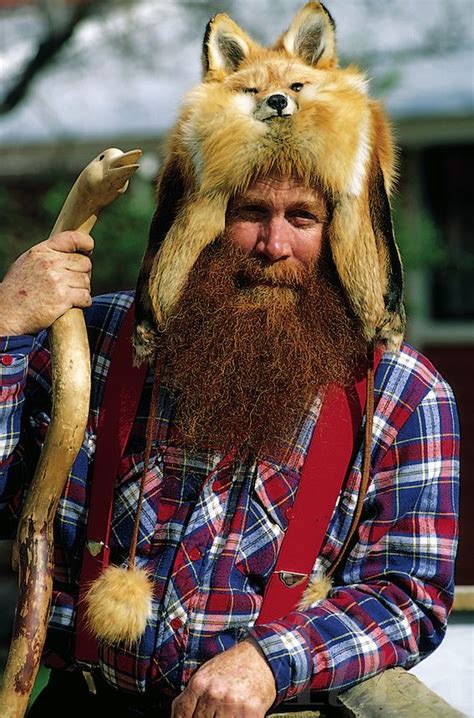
[74,301,380,661]
[75,303,147,663]
[256,350,381,625]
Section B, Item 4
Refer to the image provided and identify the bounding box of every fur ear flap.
[202,13,257,79]
[368,103,406,350]
[139,193,227,356]
[369,161,406,351]
[329,123,405,352]
[276,1,337,68]
[134,154,187,364]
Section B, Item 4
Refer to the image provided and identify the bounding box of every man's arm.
[245,373,459,704]
[0,232,93,513]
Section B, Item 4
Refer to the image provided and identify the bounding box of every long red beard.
[159,240,366,460]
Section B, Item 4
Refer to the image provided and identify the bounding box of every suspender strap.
[75,303,147,664]
[256,349,382,625]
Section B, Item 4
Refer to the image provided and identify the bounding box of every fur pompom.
[297,573,332,610]
[84,565,153,646]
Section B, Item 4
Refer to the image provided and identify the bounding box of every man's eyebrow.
[231,195,268,206]
[288,199,328,216]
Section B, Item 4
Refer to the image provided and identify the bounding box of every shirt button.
[189,547,201,562]
[1,355,13,366]
[285,507,295,520]
[170,617,183,631]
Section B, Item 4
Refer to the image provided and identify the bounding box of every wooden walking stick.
[0,147,142,718]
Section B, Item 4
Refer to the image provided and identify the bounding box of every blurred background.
[1,0,473,714]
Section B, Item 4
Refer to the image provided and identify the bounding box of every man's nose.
[256,217,291,262]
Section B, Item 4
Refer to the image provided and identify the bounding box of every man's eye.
[288,211,318,224]
[242,87,259,94]
[290,82,304,92]
[292,211,314,219]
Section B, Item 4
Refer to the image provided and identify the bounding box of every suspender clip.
[86,540,106,557]
[277,571,308,588]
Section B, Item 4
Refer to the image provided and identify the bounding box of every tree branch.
[0,1,97,116]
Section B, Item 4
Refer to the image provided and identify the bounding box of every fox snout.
[267,94,288,113]
[254,92,297,121]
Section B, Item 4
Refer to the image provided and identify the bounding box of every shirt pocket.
[111,452,163,558]
[235,461,299,585]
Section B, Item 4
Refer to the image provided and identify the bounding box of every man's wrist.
[242,636,269,661]
[244,624,313,705]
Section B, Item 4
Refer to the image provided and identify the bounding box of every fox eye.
[290,82,304,92]
[242,87,259,94]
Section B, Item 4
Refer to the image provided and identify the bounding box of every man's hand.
[171,639,277,718]
[0,231,94,336]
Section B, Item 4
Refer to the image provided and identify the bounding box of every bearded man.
[0,172,459,718]
[0,3,460,718]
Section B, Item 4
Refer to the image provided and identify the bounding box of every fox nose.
[266,94,288,113]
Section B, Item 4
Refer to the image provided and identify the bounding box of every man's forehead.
[234,175,327,210]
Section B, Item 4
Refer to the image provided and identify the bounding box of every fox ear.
[277,2,337,68]
[329,121,405,353]
[202,13,257,77]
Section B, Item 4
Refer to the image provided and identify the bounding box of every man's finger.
[192,694,218,718]
[70,288,92,309]
[63,253,92,273]
[47,231,94,255]
[171,687,199,718]
[66,270,91,291]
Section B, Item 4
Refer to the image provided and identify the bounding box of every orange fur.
[84,565,153,646]
[298,573,333,609]
[134,2,405,361]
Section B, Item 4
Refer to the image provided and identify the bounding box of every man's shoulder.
[375,341,456,423]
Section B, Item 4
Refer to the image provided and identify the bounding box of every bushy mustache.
[233,254,311,290]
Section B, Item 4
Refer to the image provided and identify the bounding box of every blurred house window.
[421,145,474,321]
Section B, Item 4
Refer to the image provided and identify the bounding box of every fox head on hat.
[133,1,406,364]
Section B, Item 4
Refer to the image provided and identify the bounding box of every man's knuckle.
[188,678,205,696]
[207,684,231,704]
[54,277,65,294]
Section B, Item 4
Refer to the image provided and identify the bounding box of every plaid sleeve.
[0,293,132,536]
[247,374,460,704]
[0,334,36,500]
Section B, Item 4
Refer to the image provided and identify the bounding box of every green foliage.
[392,201,447,269]
[0,175,155,296]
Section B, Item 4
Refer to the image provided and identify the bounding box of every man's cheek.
[227,223,259,254]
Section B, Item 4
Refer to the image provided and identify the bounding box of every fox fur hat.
[134,1,405,363]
